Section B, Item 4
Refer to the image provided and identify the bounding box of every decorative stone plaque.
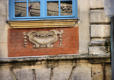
[24,30,63,48]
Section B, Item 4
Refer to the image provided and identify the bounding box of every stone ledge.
[8,19,78,28]
[0,54,110,63]
[90,38,110,46]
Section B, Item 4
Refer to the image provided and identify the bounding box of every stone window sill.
[8,19,78,28]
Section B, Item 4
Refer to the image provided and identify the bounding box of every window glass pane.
[61,0,72,15]
[15,2,26,17]
[29,2,40,16]
[47,1,59,16]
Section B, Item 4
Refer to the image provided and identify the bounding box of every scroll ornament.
[24,30,64,48]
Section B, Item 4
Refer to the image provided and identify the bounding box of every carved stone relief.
[24,30,64,48]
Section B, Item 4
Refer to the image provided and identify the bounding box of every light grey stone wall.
[78,0,90,54]
[0,58,111,80]
[90,10,110,23]
[0,0,8,58]
[89,0,111,55]
[90,0,104,8]
[91,25,110,37]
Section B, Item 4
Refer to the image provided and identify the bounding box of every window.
[9,0,78,20]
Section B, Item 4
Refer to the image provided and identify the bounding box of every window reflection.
[15,2,26,17]
[47,1,59,16]
[29,2,40,16]
[61,0,72,16]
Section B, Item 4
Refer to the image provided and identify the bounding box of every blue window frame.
[9,0,78,21]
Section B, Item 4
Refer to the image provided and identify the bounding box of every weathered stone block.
[90,10,110,23]
[35,67,50,80]
[105,64,112,80]
[91,64,103,80]
[0,43,8,58]
[52,61,73,80]
[13,69,34,80]
[91,25,110,37]
[0,0,8,58]
[89,46,109,55]
[0,69,13,80]
[0,0,7,17]
[71,63,91,80]
[90,38,110,46]
[0,30,8,43]
[78,0,90,54]
[90,0,104,8]
[90,39,104,45]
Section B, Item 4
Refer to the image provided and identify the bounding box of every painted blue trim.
[26,0,29,17]
[47,0,71,1]
[16,0,26,1]
[29,0,40,1]
[9,0,12,20]
[15,0,40,2]
[40,0,46,17]
[44,0,47,16]
[9,17,78,21]
[28,1,40,2]
[72,0,74,16]
[14,15,74,18]
[45,0,47,16]
[15,0,26,2]
[59,0,61,16]
[13,0,15,19]
[9,0,78,21]
[74,0,78,18]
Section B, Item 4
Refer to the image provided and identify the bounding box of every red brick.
[8,27,79,57]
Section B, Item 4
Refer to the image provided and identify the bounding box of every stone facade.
[0,0,111,80]
[0,56,111,80]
